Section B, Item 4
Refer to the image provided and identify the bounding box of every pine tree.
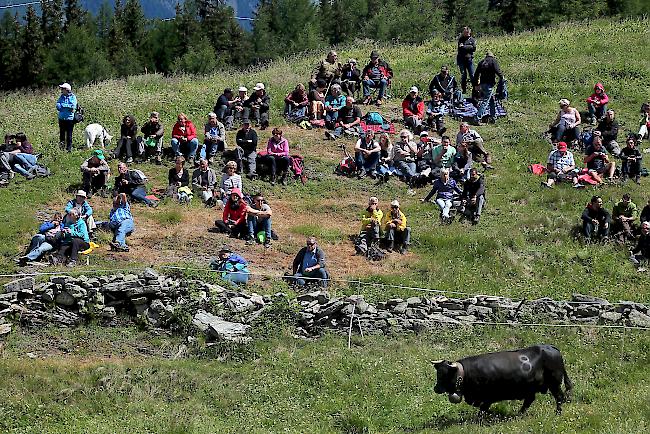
[64,0,85,31]
[41,0,64,46]
[20,5,45,88]
[196,0,251,66]
[122,0,146,51]
[95,1,114,43]
[0,12,23,89]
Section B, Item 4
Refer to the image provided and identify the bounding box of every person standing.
[56,82,78,152]
[456,27,476,94]
[472,51,504,124]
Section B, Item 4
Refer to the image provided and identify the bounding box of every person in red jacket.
[586,82,609,124]
[402,86,425,134]
[212,188,249,239]
[171,113,199,166]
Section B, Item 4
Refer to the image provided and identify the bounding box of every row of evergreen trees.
[0,0,646,91]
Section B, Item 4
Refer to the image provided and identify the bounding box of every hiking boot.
[357,171,366,180]
[472,215,480,225]
[540,181,553,189]
[376,99,383,106]
[245,238,255,246]
[15,256,28,266]
[270,175,276,185]
[386,241,394,253]
[280,173,288,186]
[399,246,407,255]
[324,131,334,140]
[149,200,159,208]
[126,157,134,164]
[635,176,641,185]
[264,240,271,249]
[66,260,77,268]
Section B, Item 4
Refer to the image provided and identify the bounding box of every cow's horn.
[450,362,459,368]
[431,360,444,364]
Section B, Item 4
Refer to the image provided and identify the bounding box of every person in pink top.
[586,82,609,124]
[261,128,290,185]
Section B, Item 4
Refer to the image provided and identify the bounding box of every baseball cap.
[409,86,419,93]
[76,190,87,198]
[253,83,265,91]
[59,82,71,91]
[391,200,400,207]
[557,142,568,151]
[93,149,105,160]
[238,86,248,92]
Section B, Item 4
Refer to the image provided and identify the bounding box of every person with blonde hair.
[549,99,581,144]
[421,168,462,224]
[171,113,199,166]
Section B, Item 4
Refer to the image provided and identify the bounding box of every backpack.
[365,112,384,125]
[32,164,51,177]
[129,169,148,185]
[335,156,356,176]
[579,130,593,148]
[73,105,85,124]
[366,244,386,261]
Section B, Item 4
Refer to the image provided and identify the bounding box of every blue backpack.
[365,112,384,125]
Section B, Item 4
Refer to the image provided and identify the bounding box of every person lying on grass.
[49,208,89,268]
[16,212,64,266]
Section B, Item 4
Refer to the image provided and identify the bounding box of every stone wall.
[1,271,649,342]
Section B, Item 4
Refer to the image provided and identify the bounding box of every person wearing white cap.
[384,200,410,254]
[402,86,425,134]
[224,86,248,130]
[549,98,581,143]
[56,82,78,152]
[64,189,97,236]
[243,83,270,129]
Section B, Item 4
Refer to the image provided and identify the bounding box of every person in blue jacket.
[56,82,78,152]
[16,212,65,265]
[64,190,96,237]
[210,246,250,284]
[50,208,89,267]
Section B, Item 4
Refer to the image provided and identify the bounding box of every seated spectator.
[246,193,272,248]
[192,159,218,205]
[140,111,164,164]
[243,83,270,130]
[549,99,581,144]
[640,199,650,224]
[426,90,447,135]
[456,122,493,169]
[584,134,615,184]
[113,115,140,163]
[289,236,328,288]
[12,152,38,179]
[362,51,393,106]
[376,133,395,182]
[108,193,134,252]
[451,140,473,181]
[581,195,610,242]
[472,51,504,124]
[356,197,383,255]
[341,58,361,96]
[171,113,199,166]
[65,190,96,237]
[384,200,410,254]
[310,50,341,90]
[81,149,110,196]
[308,80,327,120]
[541,142,582,189]
[612,193,638,243]
[430,136,457,173]
[461,168,485,225]
[354,129,380,178]
[325,97,362,140]
[49,208,89,267]
[620,136,643,184]
[421,168,462,224]
[210,247,250,284]
[203,112,226,164]
[392,130,418,183]
[220,161,243,201]
[429,65,462,105]
[586,82,609,124]
[284,83,309,121]
[233,119,258,179]
[213,188,248,238]
[402,86,425,133]
[415,131,436,173]
[214,88,236,127]
[12,132,33,154]
[630,221,650,269]
[324,84,346,128]
[113,162,157,207]
[261,128,290,185]
[16,212,64,265]
[4,133,37,179]
[596,109,620,157]
[167,156,191,203]
[225,86,248,130]
[638,102,650,143]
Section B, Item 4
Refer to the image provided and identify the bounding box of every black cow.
[433,344,573,414]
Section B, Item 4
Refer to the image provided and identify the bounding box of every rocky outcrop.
[2,272,648,343]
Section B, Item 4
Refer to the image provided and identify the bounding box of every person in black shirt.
[113,115,140,163]
[456,26,476,94]
[341,58,362,96]
[167,156,191,202]
[620,136,642,184]
[327,97,363,140]
[581,195,610,241]
[214,88,236,126]
[461,168,485,224]
[243,83,270,130]
[232,120,258,179]
[630,221,650,268]
[113,162,157,207]
[596,109,620,156]
[140,111,164,164]
[472,51,504,124]
[429,65,462,105]
[584,134,615,184]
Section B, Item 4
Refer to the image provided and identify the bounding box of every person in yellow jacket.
[355,196,383,255]
[385,200,411,254]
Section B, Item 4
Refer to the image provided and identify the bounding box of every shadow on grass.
[405,406,519,431]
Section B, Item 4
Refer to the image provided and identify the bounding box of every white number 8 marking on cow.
[519,355,532,373]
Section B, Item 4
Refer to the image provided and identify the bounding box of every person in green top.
[356,196,383,255]
[430,136,457,170]
[612,193,638,242]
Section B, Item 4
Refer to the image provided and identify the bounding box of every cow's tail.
[562,366,573,400]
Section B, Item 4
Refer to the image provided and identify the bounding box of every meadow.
[0,17,649,432]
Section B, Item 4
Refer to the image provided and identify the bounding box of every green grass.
[0,325,648,433]
[1,17,650,432]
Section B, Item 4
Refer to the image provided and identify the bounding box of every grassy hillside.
[0,18,650,432]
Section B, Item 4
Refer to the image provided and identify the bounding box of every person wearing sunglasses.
[288,236,328,288]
